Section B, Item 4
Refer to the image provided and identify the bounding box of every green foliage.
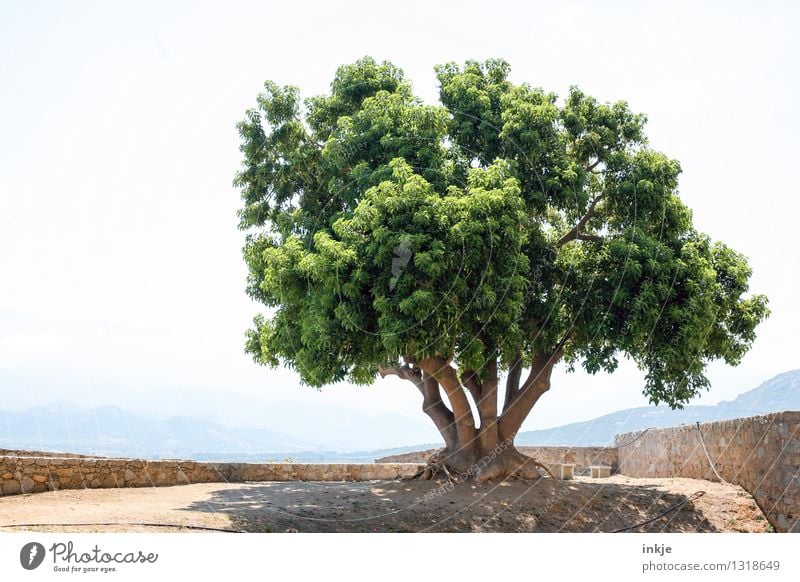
[236,56,768,407]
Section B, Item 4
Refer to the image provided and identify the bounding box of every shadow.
[179,478,721,533]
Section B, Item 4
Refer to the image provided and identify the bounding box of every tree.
[234,57,769,481]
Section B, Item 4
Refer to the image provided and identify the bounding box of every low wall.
[376,446,618,475]
[615,411,800,533]
[519,446,618,475]
[0,456,423,497]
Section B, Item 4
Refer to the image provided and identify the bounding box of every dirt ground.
[0,475,770,533]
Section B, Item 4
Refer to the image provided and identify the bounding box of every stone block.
[556,464,575,480]
[102,474,119,488]
[1,480,21,495]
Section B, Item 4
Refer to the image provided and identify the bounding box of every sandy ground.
[0,475,770,533]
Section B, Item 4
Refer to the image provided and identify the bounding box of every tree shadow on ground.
[179,478,719,533]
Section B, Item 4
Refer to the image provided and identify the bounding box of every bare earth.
[0,475,770,533]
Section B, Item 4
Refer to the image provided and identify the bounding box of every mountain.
[2,370,796,460]
[0,401,441,461]
[0,402,317,458]
[514,369,800,446]
[112,387,441,451]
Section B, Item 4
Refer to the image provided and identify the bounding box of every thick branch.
[420,372,458,450]
[503,355,523,414]
[378,365,419,382]
[585,159,602,172]
[419,357,478,451]
[379,365,457,450]
[477,358,499,450]
[460,369,483,404]
[498,348,564,441]
[557,194,605,247]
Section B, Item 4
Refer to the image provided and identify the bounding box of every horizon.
[2,368,798,456]
[6,365,800,422]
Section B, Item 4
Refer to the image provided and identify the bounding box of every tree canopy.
[234,57,768,479]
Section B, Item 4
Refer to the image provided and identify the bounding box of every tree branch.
[585,159,602,172]
[419,372,458,450]
[498,347,564,441]
[378,365,420,382]
[378,365,457,450]
[502,355,523,414]
[557,194,605,247]
[459,369,483,403]
[419,357,478,451]
[477,358,499,450]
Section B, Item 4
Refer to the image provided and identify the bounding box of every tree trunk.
[380,349,562,482]
[416,353,559,481]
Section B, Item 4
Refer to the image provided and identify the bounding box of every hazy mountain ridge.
[0,401,441,461]
[114,388,441,451]
[0,402,317,458]
[1,370,796,460]
[515,369,800,446]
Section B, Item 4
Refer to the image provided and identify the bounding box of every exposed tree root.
[402,448,553,483]
[524,459,555,480]
[403,461,465,483]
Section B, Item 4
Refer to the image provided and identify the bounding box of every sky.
[0,0,798,444]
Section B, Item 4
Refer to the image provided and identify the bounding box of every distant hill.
[0,401,440,462]
[0,402,316,458]
[113,388,441,451]
[515,369,800,446]
[1,370,796,460]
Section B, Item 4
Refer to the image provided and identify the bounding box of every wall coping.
[0,455,424,466]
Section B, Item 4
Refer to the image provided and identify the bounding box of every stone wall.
[0,456,423,497]
[615,411,800,533]
[376,446,618,475]
[519,446,618,475]
[374,449,440,464]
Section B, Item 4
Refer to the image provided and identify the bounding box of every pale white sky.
[0,1,797,436]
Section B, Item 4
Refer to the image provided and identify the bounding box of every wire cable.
[615,427,655,447]
[695,421,734,487]
[611,491,706,533]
